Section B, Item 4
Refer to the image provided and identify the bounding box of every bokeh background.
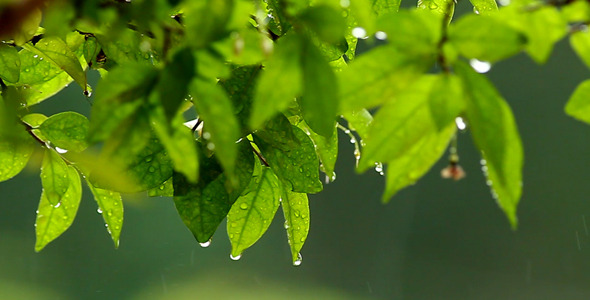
[2,5,590,300]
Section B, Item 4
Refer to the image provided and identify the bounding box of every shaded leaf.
[298,121,338,181]
[377,10,442,57]
[227,166,281,257]
[298,5,346,44]
[156,47,195,121]
[0,44,20,83]
[148,178,174,197]
[87,180,124,248]
[455,61,523,228]
[219,65,262,132]
[281,185,310,265]
[35,164,81,251]
[565,79,590,124]
[39,112,89,152]
[184,0,233,49]
[383,123,455,202]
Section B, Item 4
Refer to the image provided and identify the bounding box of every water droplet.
[429,1,439,9]
[486,179,493,186]
[374,162,383,174]
[375,31,388,40]
[293,253,303,266]
[33,55,38,58]
[55,147,68,154]
[107,211,113,217]
[97,208,103,214]
[62,216,68,220]
[203,132,211,139]
[199,239,211,248]
[207,143,215,150]
[469,59,491,73]
[352,27,368,39]
[148,166,155,172]
[455,117,467,131]
[284,221,290,229]
[340,0,350,8]
[54,202,61,208]
[473,7,480,14]
[350,137,356,144]
[105,224,109,227]
[239,203,248,210]
[230,253,242,261]
[145,157,152,162]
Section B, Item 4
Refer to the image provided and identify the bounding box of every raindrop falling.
[230,253,242,261]
[469,59,491,73]
[293,253,303,266]
[199,239,211,248]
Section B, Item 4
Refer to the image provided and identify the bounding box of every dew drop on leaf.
[455,117,467,131]
[293,253,303,266]
[469,59,491,73]
[97,208,103,214]
[239,203,248,210]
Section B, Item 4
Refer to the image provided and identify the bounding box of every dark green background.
[2,17,590,300]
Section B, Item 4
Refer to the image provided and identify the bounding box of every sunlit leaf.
[427,74,465,131]
[0,44,20,83]
[377,10,442,57]
[342,109,373,140]
[12,9,42,46]
[469,0,498,15]
[417,0,455,23]
[21,113,47,128]
[281,185,310,265]
[39,112,89,152]
[86,180,124,248]
[571,29,590,70]
[455,61,523,228]
[565,79,590,124]
[227,165,281,257]
[373,0,402,15]
[298,121,338,181]
[40,149,71,206]
[0,132,35,182]
[35,164,82,251]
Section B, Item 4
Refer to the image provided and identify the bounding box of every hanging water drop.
[469,59,491,73]
[97,208,103,214]
[455,117,467,131]
[230,253,242,261]
[284,221,290,229]
[375,31,387,40]
[55,147,68,154]
[375,162,384,175]
[199,239,211,248]
[350,137,356,144]
[352,27,368,39]
[54,202,62,208]
[293,253,303,266]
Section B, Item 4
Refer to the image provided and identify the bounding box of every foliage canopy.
[1,0,590,265]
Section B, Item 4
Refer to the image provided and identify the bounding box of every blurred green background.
[3,14,590,300]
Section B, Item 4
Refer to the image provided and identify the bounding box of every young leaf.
[565,79,590,124]
[571,30,590,70]
[339,46,433,113]
[86,180,124,248]
[448,14,526,63]
[455,61,523,228]
[190,78,240,179]
[0,133,35,182]
[383,123,455,202]
[21,113,47,128]
[281,185,310,265]
[41,149,71,206]
[427,74,465,131]
[299,39,339,137]
[376,10,442,57]
[22,36,87,92]
[35,164,82,251]
[469,0,498,15]
[342,109,373,140]
[38,112,89,152]
[417,0,455,23]
[0,44,20,83]
[254,120,323,194]
[250,35,302,129]
[298,121,338,181]
[358,75,440,172]
[227,166,281,257]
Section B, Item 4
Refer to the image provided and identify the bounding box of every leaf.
[254,120,323,193]
[96,29,155,66]
[41,149,71,206]
[89,63,157,143]
[0,44,20,83]
[184,0,233,49]
[86,180,124,248]
[565,79,590,124]
[376,10,442,57]
[455,61,523,228]
[373,0,402,15]
[298,5,346,44]
[219,65,262,132]
[299,39,339,137]
[21,113,47,128]
[227,166,281,257]
[148,178,174,197]
[265,0,291,36]
[339,45,434,113]
[281,185,310,265]
[35,164,82,251]
[427,74,465,131]
[174,141,254,242]
[156,48,195,121]
[12,9,42,46]
[38,112,89,152]
[571,29,590,70]
[358,75,440,172]
[22,36,87,92]
[0,133,35,182]
[469,0,498,15]
[417,0,455,23]
[250,35,302,129]
[383,123,455,202]
[448,14,526,63]
[298,121,338,181]
[343,109,373,140]
[191,78,240,180]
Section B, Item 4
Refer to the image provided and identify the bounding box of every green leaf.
[250,35,302,129]
[0,44,20,83]
[0,133,35,182]
[343,109,373,140]
[383,123,455,202]
[469,0,498,15]
[358,75,440,171]
[339,46,434,113]
[86,180,124,248]
[455,61,523,229]
[265,0,292,36]
[571,30,590,70]
[22,36,87,92]
[12,9,42,46]
[38,112,89,152]
[298,5,346,44]
[156,48,195,121]
[89,63,157,143]
[299,39,339,137]
[427,74,465,131]
[174,141,254,242]
[281,185,310,265]
[376,10,442,57]
[184,0,233,49]
[148,178,174,197]
[96,29,155,66]
[561,0,590,22]
[21,113,47,128]
[219,65,263,132]
[191,78,240,179]
[417,0,455,23]
[298,121,338,181]
[41,149,71,206]
[565,79,590,124]
[448,14,526,63]
[254,120,323,193]
[227,166,281,257]
[35,164,82,252]
[373,0,402,15]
